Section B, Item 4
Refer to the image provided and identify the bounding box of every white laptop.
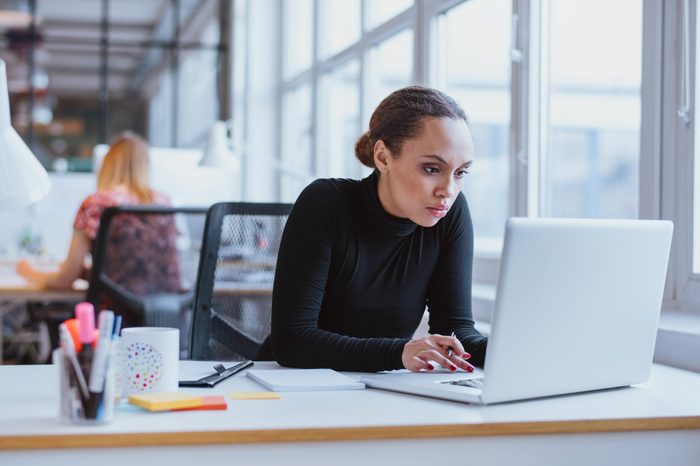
[361,218,673,405]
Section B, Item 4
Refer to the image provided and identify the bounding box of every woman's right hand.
[402,334,475,372]
[15,259,35,279]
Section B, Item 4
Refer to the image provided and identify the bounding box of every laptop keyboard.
[441,377,484,389]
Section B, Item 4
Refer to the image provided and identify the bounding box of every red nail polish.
[462,353,471,359]
[427,365,434,371]
[467,366,474,372]
[450,365,457,371]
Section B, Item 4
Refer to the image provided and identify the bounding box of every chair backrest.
[189,202,293,361]
[87,206,208,344]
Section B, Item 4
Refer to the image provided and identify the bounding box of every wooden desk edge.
[2,416,700,450]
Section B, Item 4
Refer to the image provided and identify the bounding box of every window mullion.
[414,0,429,85]
[639,0,664,223]
[661,0,687,307]
[514,0,545,219]
[311,0,321,178]
[511,0,529,218]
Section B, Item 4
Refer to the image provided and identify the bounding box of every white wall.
[0,147,240,261]
[149,147,239,206]
[0,173,94,261]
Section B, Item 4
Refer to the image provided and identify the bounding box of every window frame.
[237,0,700,319]
[662,0,700,313]
[471,0,677,318]
[277,0,421,192]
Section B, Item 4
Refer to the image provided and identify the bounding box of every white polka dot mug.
[119,327,179,397]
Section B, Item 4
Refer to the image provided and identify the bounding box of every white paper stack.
[246,369,365,392]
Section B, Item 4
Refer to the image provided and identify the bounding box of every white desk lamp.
[0,58,50,209]
[199,120,240,169]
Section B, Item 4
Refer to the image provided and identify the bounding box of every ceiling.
[0,0,204,99]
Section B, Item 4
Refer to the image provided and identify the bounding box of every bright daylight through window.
[281,84,313,201]
[545,0,642,219]
[437,0,511,250]
[319,60,361,179]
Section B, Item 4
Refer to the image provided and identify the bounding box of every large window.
[437,0,511,247]
[283,0,313,79]
[319,60,361,178]
[274,0,417,202]
[544,0,642,219]
[318,0,361,59]
[237,0,700,327]
[281,84,313,201]
[365,0,413,30]
[367,29,414,111]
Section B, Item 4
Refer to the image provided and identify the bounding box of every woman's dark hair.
[354,85,468,168]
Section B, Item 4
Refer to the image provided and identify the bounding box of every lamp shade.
[199,121,239,169]
[0,59,50,209]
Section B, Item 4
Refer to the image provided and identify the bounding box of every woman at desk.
[270,86,486,373]
[16,132,174,293]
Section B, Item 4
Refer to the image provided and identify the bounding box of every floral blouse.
[74,190,170,241]
[74,190,181,323]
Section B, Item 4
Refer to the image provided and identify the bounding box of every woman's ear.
[373,140,390,173]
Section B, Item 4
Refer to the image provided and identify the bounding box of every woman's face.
[374,117,474,228]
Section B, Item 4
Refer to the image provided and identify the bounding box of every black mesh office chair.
[86,206,207,352]
[189,202,292,361]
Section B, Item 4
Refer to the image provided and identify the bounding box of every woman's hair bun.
[354,131,375,168]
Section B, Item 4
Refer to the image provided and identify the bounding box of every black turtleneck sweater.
[270,171,487,372]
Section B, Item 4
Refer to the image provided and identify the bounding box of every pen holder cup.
[54,347,117,425]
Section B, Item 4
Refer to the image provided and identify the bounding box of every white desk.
[0,261,87,300]
[0,262,86,363]
[1,361,699,466]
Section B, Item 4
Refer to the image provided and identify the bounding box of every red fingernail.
[450,365,457,371]
[462,353,471,359]
[467,366,474,372]
[427,364,434,371]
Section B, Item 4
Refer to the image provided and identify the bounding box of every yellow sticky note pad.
[129,392,204,412]
[229,391,281,400]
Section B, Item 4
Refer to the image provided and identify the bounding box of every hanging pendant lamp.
[199,120,239,169]
[0,58,50,208]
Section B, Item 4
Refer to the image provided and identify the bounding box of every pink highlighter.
[75,302,96,380]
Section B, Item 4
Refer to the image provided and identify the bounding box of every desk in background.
[0,261,85,363]
[0,361,699,465]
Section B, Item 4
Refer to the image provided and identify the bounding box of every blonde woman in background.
[16,131,173,290]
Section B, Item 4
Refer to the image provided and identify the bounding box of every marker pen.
[112,315,122,339]
[92,329,100,349]
[58,323,89,400]
[88,310,114,392]
[63,318,82,352]
[87,310,114,419]
[75,302,95,381]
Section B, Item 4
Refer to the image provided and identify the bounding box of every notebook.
[361,218,673,405]
[246,368,365,392]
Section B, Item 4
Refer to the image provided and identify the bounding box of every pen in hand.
[447,331,456,358]
[447,332,475,373]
